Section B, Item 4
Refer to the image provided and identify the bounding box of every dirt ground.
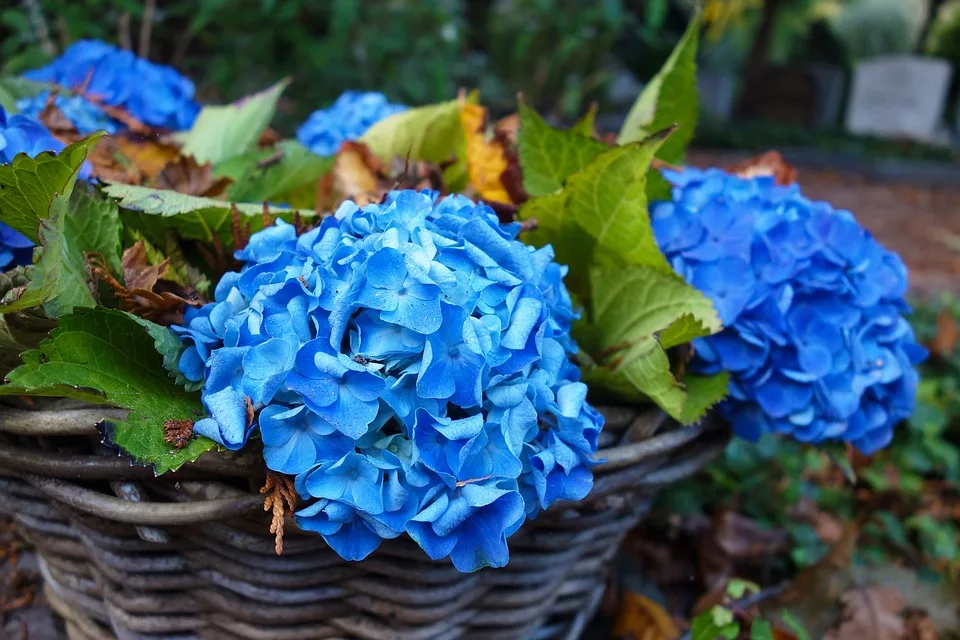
[688,150,960,297]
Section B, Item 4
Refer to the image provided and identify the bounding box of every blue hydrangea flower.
[16,90,121,135]
[296,91,407,156]
[24,40,200,130]
[652,168,926,455]
[173,190,603,571]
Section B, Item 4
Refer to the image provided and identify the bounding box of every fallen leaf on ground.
[932,310,958,356]
[611,592,680,640]
[698,510,790,590]
[904,610,939,640]
[823,586,906,640]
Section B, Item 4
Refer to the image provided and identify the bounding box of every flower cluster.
[0,107,69,268]
[173,190,602,571]
[25,40,200,130]
[296,91,406,156]
[17,91,121,135]
[652,168,926,455]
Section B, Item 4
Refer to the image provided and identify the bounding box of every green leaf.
[780,611,812,640]
[520,136,675,298]
[0,183,122,318]
[216,140,333,209]
[0,76,48,112]
[579,264,722,423]
[360,97,471,191]
[823,442,857,484]
[616,9,701,163]
[3,307,214,473]
[181,80,289,165]
[127,314,201,392]
[0,133,104,243]
[691,607,740,640]
[570,103,598,137]
[750,620,775,640]
[517,102,607,197]
[102,183,315,246]
[680,373,730,425]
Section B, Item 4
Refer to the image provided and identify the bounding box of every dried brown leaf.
[154,156,232,197]
[698,510,790,590]
[317,141,446,212]
[113,134,181,181]
[731,151,799,186]
[823,586,907,640]
[932,310,958,357]
[261,471,297,556]
[88,243,201,325]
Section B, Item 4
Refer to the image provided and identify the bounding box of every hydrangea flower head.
[173,190,603,571]
[16,91,120,135]
[296,91,407,156]
[652,167,926,454]
[24,40,200,130]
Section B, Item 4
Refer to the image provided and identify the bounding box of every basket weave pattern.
[0,400,728,640]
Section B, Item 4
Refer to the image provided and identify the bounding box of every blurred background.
[2,0,959,157]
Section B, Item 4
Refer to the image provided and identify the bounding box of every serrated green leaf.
[0,183,122,318]
[3,307,213,473]
[520,137,674,298]
[570,103,598,138]
[0,133,104,242]
[102,183,315,246]
[579,264,723,423]
[216,140,332,209]
[517,102,607,197]
[616,9,701,163]
[127,314,201,391]
[360,97,472,191]
[181,80,289,165]
[680,372,731,425]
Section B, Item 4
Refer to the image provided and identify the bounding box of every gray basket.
[0,399,728,640]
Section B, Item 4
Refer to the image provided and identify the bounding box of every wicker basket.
[0,399,728,640]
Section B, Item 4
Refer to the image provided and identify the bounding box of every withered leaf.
[731,151,798,186]
[932,310,958,357]
[823,586,907,640]
[316,141,445,212]
[611,591,680,640]
[88,242,201,325]
[154,156,233,198]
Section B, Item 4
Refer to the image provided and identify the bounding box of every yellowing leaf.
[460,103,513,204]
[612,592,680,640]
